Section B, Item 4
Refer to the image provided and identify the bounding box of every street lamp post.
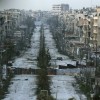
[56,86,60,100]
[56,86,58,100]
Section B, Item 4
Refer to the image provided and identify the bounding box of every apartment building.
[92,7,100,47]
[52,4,69,15]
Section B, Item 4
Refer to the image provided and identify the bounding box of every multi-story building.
[92,6,100,97]
[61,4,69,11]
[52,4,69,15]
[93,7,100,47]
[50,6,100,98]
[0,13,6,42]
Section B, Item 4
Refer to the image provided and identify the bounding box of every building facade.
[52,4,69,15]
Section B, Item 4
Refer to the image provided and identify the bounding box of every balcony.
[93,23,98,27]
[93,30,98,34]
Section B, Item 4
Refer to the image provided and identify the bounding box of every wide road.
[3,21,41,100]
[12,21,41,69]
[3,22,86,100]
[44,26,86,100]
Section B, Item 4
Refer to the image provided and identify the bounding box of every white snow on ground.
[44,29,77,67]
[44,29,69,60]
[44,28,86,100]
[3,75,37,100]
[3,21,41,100]
[3,22,87,100]
[13,23,41,69]
[50,75,86,100]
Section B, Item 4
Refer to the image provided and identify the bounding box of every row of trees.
[36,25,55,100]
[47,16,67,56]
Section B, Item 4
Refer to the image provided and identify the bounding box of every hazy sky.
[0,0,100,10]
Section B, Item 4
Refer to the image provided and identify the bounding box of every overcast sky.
[0,0,100,10]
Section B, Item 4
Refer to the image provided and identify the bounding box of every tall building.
[61,4,69,11]
[52,4,69,15]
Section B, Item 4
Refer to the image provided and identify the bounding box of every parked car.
[57,57,63,60]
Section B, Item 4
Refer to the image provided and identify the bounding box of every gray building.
[52,4,69,15]
[61,4,69,11]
